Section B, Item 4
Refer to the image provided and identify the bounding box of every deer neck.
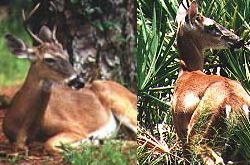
[8,65,52,131]
[21,65,52,93]
[177,32,204,74]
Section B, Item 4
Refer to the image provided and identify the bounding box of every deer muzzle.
[228,38,244,49]
[221,33,244,49]
[65,74,85,89]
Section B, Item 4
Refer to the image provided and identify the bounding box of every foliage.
[137,0,250,164]
[61,141,136,165]
[6,154,24,165]
[37,0,136,90]
[225,111,250,161]
[0,2,31,87]
[137,0,178,129]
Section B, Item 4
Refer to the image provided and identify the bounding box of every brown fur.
[173,1,248,163]
[173,71,250,141]
[3,65,136,154]
[3,31,137,154]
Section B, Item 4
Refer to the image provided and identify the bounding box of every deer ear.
[5,34,35,60]
[39,25,53,42]
[176,0,189,25]
[188,1,198,22]
[176,0,198,25]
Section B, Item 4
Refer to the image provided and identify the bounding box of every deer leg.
[187,82,228,140]
[102,97,137,133]
[11,128,29,153]
[111,108,137,134]
[44,132,83,155]
[198,145,225,165]
[91,81,137,133]
[106,92,136,133]
[185,107,226,165]
[185,82,229,164]
[11,142,29,156]
[101,95,136,133]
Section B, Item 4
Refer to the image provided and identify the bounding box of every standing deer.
[172,0,248,164]
[3,25,137,154]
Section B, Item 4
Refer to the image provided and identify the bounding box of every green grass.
[61,141,137,165]
[0,7,31,87]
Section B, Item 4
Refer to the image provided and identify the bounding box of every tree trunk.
[28,0,136,91]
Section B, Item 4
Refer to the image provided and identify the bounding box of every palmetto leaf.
[137,0,250,164]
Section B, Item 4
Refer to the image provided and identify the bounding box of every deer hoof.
[11,143,29,156]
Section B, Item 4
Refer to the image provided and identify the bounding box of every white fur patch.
[115,115,137,133]
[88,113,118,139]
[203,18,215,26]
[72,113,118,147]
[64,74,78,84]
[183,92,200,111]
[44,53,54,59]
[225,105,231,119]
[242,104,249,118]
[27,48,34,53]
[176,1,188,25]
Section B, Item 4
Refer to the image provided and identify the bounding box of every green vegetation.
[6,154,25,165]
[61,141,137,165]
[137,0,250,164]
[0,4,31,87]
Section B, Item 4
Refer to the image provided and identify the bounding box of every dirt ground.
[0,86,66,165]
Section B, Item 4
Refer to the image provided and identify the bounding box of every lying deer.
[172,0,248,164]
[3,26,137,154]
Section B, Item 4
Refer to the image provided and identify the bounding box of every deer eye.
[195,14,202,22]
[204,24,221,36]
[207,24,215,30]
[44,58,56,65]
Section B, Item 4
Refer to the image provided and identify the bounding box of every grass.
[0,5,31,87]
[137,0,250,164]
[224,110,250,162]
[61,140,137,165]
[6,154,25,165]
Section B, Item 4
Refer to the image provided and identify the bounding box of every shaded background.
[0,0,136,91]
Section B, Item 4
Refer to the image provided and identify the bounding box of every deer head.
[176,0,244,50]
[175,0,245,71]
[5,26,85,89]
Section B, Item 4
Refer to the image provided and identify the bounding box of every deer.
[172,0,249,164]
[3,24,137,155]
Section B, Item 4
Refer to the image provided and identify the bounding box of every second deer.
[172,0,248,164]
[3,26,137,154]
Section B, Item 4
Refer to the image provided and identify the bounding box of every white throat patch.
[203,18,215,26]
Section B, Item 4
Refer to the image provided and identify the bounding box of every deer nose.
[232,38,244,49]
[65,74,85,89]
[225,36,244,49]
